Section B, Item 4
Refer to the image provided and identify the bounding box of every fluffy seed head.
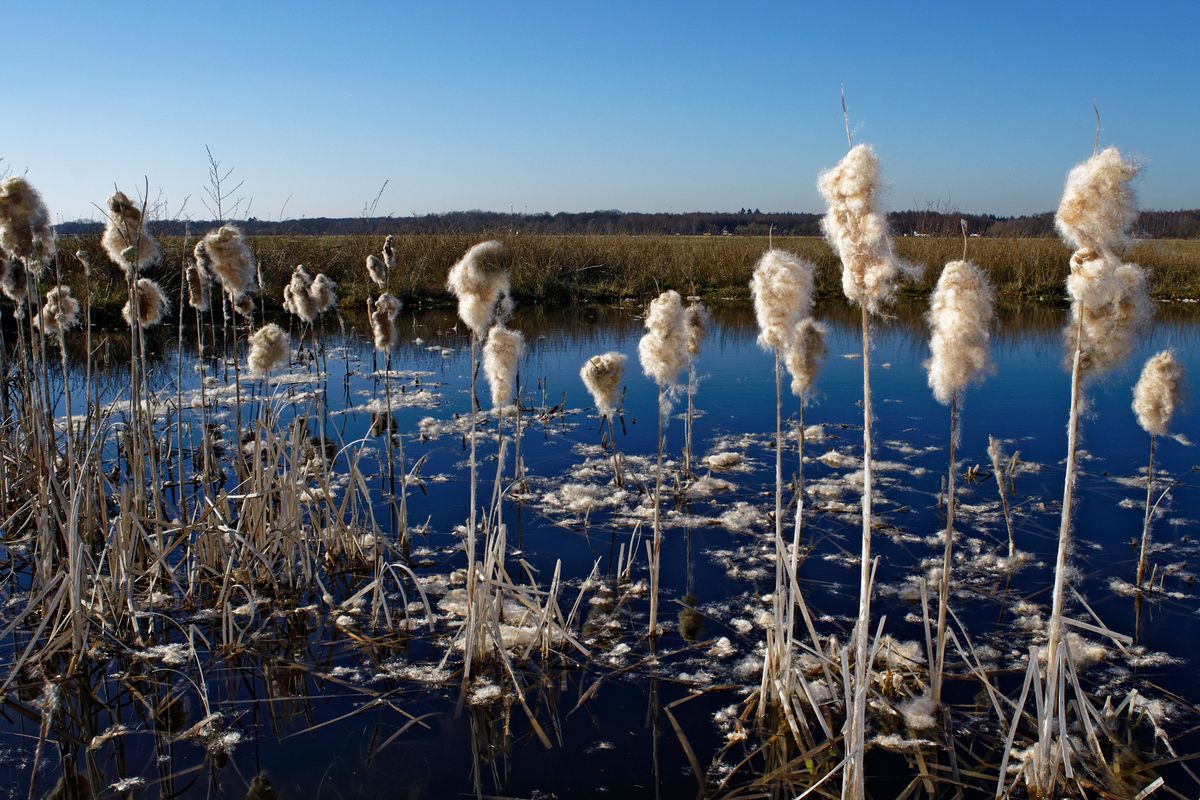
[1055,147,1139,254]
[482,325,525,408]
[1132,350,1184,437]
[924,260,996,405]
[784,318,828,400]
[383,234,399,271]
[283,264,317,323]
[1065,249,1152,375]
[122,278,169,328]
[0,177,54,265]
[309,274,338,314]
[102,191,160,275]
[203,225,257,301]
[247,323,290,376]
[446,240,513,337]
[186,261,211,311]
[1,257,28,307]
[232,293,255,318]
[638,290,688,388]
[366,254,387,288]
[817,144,918,313]
[684,301,710,360]
[371,293,402,352]
[33,286,81,338]
[581,352,627,419]
[750,249,816,350]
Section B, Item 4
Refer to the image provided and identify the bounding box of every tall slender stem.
[934,396,957,705]
[649,386,664,642]
[1136,435,1156,591]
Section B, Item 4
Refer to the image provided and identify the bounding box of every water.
[2,301,1198,798]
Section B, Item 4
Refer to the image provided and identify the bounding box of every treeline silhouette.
[54,208,1200,238]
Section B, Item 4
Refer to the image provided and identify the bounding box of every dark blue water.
[2,302,1197,798]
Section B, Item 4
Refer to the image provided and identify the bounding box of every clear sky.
[8,0,1199,221]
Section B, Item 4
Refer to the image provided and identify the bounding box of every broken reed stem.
[1135,434,1155,592]
[933,395,957,706]
[465,332,479,673]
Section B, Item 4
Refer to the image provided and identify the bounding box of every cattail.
[122,278,169,328]
[446,240,513,337]
[684,301,710,360]
[1133,350,1184,438]
[366,254,388,288]
[817,144,918,312]
[185,261,211,311]
[247,323,290,376]
[203,225,257,301]
[102,191,160,275]
[580,352,626,419]
[482,325,525,408]
[371,293,402,352]
[283,264,317,323]
[33,285,81,338]
[1055,147,1139,254]
[0,177,54,267]
[1,257,28,306]
[750,249,816,350]
[309,274,338,314]
[232,294,255,318]
[1064,248,1152,375]
[383,234,398,271]
[925,260,996,405]
[637,290,688,388]
[193,240,214,276]
[784,318,828,399]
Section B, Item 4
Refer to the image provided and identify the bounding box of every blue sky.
[8,1,1199,221]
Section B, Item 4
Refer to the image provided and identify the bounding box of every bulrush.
[924,256,996,705]
[1,257,28,307]
[0,177,54,267]
[482,325,525,409]
[818,144,918,314]
[366,254,387,288]
[446,240,512,338]
[1055,147,1139,254]
[580,352,626,420]
[186,260,211,312]
[102,191,160,275]
[203,225,257,301]
[784,318,827,400]
[33,286,81,338]
[383,234,399,271]
[247,323,290,377]
[1065,248,1152,375]
[637,290,687,391]
[121,278,169,328]
[750,249,815,349]
[310,274,338,314]
[283,264,317,323]
[1132,350,1185,591]
[371,294,402,352]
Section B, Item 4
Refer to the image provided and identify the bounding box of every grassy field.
[61,232,1200,313]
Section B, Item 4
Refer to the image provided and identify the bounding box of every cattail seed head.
[750,249,815,351]
[1064,248,1152,375]
[283,264,317,323]
[186,260,211,311]
[817,144,918,313]
[33,285,81,338]
[1055,147,1139,254]
[203,225,257,301]
[784,318,828,400]
[122,278,169,328]
[684,301,710,360]
[924,260,996,405]
[482,325,525,409]
[1132,350,1184,437]
[371,293,402,352]
[232,293,255,318]
[366,254,387,288]
[446,240,513,338]
[309,274,338,315]
[383,234,399,271]
[247,323,290,376]
[102,191,160,275]
[581,352,627,420]
[637,289,688,388]
[1,257,27,308]
[0,177,54,267]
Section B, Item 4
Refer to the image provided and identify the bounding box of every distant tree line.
[53,208,1200,239]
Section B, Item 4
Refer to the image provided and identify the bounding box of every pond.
[1,300,1198,799]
